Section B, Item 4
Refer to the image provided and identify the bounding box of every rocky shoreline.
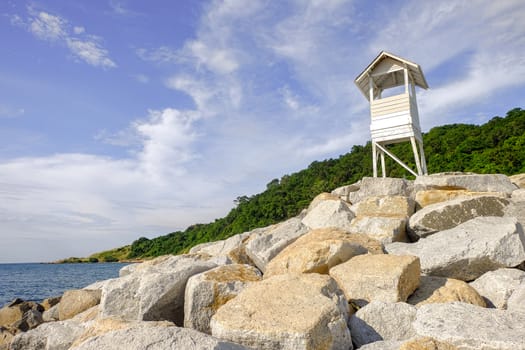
[1,172,525,349]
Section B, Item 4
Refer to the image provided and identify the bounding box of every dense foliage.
[124,108,524,259]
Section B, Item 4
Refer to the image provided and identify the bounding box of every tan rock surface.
[59,289,101,321]
[400,337,458,350]
[329,254,420,306]
[184,264,262,334]
[352,195,415,218]
[510,173,525,189]
[349,216,407,243]
[210,273,351,350]
[307,192,341,212]
[408,276,486,307]
[415,189,506,209]
[292,228,384,254]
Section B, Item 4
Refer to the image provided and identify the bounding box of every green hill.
[96,107,525,261]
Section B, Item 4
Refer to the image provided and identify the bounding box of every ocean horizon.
[0,262,129,307]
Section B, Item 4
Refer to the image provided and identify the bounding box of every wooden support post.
[372,142,378,178]
[404,66,409,94]
[410,137,423,176]
[380,150,386,178]
[418,140,428,175]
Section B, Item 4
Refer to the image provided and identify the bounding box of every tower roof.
[355,51,429,100]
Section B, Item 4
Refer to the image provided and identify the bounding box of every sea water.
[0,262,129,307]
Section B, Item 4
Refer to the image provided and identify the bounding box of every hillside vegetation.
[94,108,525,261]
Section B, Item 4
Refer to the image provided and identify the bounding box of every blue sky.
[1,0,524,262]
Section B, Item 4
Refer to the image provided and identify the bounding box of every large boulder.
[264,228,373,277]
[100,254,221,325]
[9,319,87,350]
[58,289,101,321]
[184,264,262,334]
[307,192,342,212]
[210,273,351,350]
[414,189,507,209]
[244,218,309,272]
[413,302,525,349]
[351,195,415,218]
[408,196,510,239]
[387,217,525,281]
[69,323,249,350]
[349,301,417,347]
[189,232,253,265]
[0,300,43,328]
[329,254,420,306]
[507,284,525,313]
[301,198,355,231]
[414,173,517,195]
[349,216,408,244]
[510,173,525,189]
[346,177,413,204]
[469,268,525,308]
[407,276,485,307]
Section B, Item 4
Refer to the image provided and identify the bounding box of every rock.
[184,264,262,334]
[512,189,525,202]
[407,276,485,307]
[58,289,101,321]
[408,196,510,239]
[359,340,403,350]
[349,216,408,243]
[9,319,87,350]
[331,182,360,202]
[329,254,420,306]
[510,173,525,189]
[100,254,219,325]
[70,319,175,348]
[414,173,517,195]
[469,268,525,308]
[0,327,14,350]
[0,301,42,327]
[41,296,61,311]
[289,228,384,254]
[301,198,355,231]
[400,337,458,350]
[69,324,249,350]
[348,177,413,204]
[264,228,370,277]
[244,217,309,272]
[71,305,100,323]
[387,217,525,281]
[210,273,351,350]
[413,302,525,349]
[189,232,253,265]
[507,284,525,313]
[349,301,417,347]
[307,192,342,211]
[43,304,60,322]
[351,195,415,218]
[11,309,44,332]
[415,189,507,209]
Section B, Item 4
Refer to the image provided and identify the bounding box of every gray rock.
[69,324,249,350]
[387,216,525,281]
[358,340,403,350]
[189,232,253,264]
[507,284,525,313]
[408,196,510,239]
[347,177,413,204]
[349,216,407,244]
[349,301,417,347]
[414,173,517,195]
[11,309,43,332]
[43,304,60,322]
[469,268,525,308]
[512,189,525,202]
[331,182,360,202]
[100,254,220,325]
[184,264,262,334]
[9,320,86,350]
[301,199,355,231]
[244,218,308,272]
[413,302,525,349]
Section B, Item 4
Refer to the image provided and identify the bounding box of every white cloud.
[136,46,179,64]
[12,8,116,69]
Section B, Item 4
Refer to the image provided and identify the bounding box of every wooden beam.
[375,143,418,177]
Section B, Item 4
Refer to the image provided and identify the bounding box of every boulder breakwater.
[1,172,525,349]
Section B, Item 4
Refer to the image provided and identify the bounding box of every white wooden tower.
[355,51,428,177]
